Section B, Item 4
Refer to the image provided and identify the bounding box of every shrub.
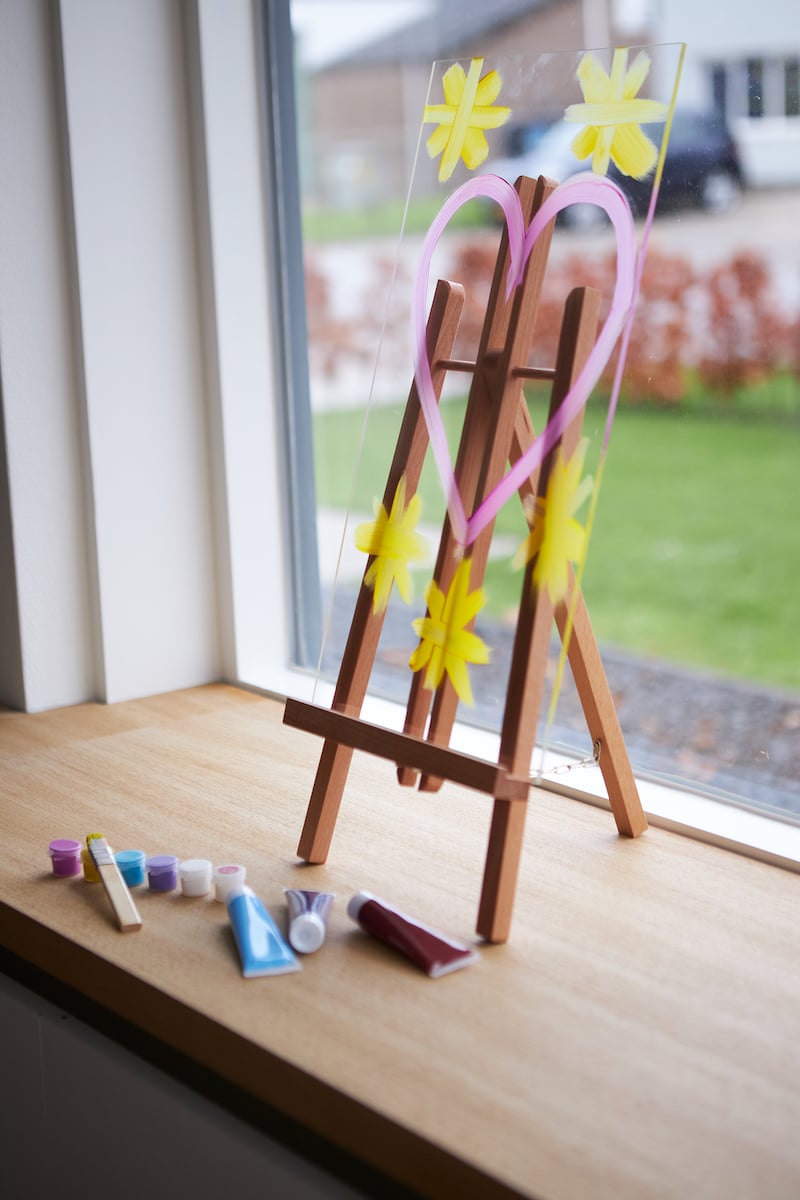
[305,232,799,410]
[445,239,799,406]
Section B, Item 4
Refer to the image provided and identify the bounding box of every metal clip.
[547,738,602,776]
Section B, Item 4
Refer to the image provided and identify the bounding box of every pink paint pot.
[213,863,246,902]
[48,839,82,878]
[146,854,179,893]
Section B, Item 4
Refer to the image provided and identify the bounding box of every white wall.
[653,0,800,185]
[0,1,97,710]
[655,0,798,103]
[59,0,221,704]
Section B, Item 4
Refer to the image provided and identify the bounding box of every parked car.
[503,117,559,158]
[486,110,744,224]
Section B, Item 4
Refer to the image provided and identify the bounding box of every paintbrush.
[87,834,143,932]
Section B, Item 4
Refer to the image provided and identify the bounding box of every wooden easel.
[284,174,647,944]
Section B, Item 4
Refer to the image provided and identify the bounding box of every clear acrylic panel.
[310,44,684,774]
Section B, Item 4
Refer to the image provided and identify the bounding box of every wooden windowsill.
[2,683,799,1198]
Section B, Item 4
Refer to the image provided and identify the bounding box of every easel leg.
[478,288,599,941]
[555,589,647,837]
[477,799,528,943]
[400,176,557,790]
[297,740,355,861]
[295,280,464,861]
[477,550,555,942]
[477,287,647,937]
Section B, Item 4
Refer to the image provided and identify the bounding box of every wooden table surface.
[2,683,799,1199]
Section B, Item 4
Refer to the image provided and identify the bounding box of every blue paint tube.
[225,885,300,978]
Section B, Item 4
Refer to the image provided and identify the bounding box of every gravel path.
[321,587,800,819]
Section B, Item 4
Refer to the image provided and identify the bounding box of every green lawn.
[302,194,488,243]
[314,399,800,692]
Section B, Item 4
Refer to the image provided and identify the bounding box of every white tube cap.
[346,890,375,923]
[289,911,327,953]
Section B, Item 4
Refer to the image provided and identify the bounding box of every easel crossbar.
[284,698,530,801]
[437,358,556,381]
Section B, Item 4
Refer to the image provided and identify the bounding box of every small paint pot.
[115,849,146,888]
[179,858,213,897]
[146,854,179,893]
[213,863,246,902]
[81,846,100,883]
[48,839,82,878]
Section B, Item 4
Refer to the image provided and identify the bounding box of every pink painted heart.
[412,171,637,545]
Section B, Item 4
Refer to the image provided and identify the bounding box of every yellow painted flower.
[512,439,594,606]
[423,57,511,183]
[409,558,489,706]
[355,475,428,614]
[564,48,668,178]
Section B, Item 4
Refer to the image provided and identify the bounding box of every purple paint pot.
[146,854,179,893]
[48,839,82,878]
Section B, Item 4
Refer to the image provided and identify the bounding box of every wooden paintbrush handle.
[88,836,143,932]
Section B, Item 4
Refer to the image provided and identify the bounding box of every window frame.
[0,0,317,710]
[1,1,798,876]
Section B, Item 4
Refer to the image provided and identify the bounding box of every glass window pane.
[711,63,727,117]
[747,58,764,118]
[288,3,800,823]
[786,58,800,117]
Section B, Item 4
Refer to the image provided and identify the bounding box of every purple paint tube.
[284,889,334,953]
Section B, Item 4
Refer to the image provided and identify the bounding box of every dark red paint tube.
[347,891,479,978]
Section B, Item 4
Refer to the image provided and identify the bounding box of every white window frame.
[1,1,799,874]
[0,0,315,711]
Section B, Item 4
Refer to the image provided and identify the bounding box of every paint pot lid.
[289,911,327,954]
[179,857,213,878]
[115,849,146,866]
[49,839,81,857]
[214,863,246,877]
[146,854,179,875]
[213,863,246,900]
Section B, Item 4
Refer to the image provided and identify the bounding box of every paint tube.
[283,888,334,953]
[225,885,300,978]
[347,891,479,978]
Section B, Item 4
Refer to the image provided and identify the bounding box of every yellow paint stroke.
[355,475,429,614]
[423,58,511,182]
[409,558,490,706]
[564,48,667,178]
[512,439,593,607]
